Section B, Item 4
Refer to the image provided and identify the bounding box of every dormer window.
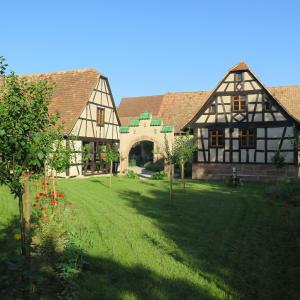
[235,72,244,82]
[232,95,247,112]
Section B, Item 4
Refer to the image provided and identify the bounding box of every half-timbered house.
[118,62,300,180]
[185,62,299,180]
[25,68,120,176]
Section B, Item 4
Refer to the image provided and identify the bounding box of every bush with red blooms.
[31,178,70,223]
[31,178,74,258]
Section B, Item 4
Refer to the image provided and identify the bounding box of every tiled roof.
[21,68,100,133]
[158,92,211,132]
[118,91,210,132]
[268,85,300,121]
[118,95,163,119]
[118,86,300,132]
[230,61,249,72]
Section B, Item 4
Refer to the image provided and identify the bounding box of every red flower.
[50,192,55,197]
[35,195,39,200]
[33,203,37,207]
[51,199,57,205]
[57,193,63,198]
[35,199,39,203]
[39,193,44,197]
[41,179,48,185]
[24,172,30,177]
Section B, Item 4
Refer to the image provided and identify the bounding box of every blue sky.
[2,0,300,105]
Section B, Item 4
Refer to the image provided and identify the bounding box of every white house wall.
[71,76,119,141]
[197,126,295,164]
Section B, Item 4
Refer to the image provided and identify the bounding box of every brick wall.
[192,163,299,181]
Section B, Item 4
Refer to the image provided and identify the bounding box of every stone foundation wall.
[192,163,299,181]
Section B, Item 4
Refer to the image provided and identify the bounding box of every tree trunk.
[181,161,185,189]
[110,160,113,187]
[18,193,27,257]
[24,173,30,230]
[169,163,173,202]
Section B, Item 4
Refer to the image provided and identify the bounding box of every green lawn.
[1,177,300,299]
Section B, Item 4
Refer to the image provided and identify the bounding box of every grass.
[1,177,300,299]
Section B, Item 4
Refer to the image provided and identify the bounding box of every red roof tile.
[22,68,100,133]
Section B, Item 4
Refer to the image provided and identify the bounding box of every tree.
[174,133,197,189]
[163,135,176,202]
[104,144,119,187]
[0,57,60,257]
[47,135,73,197]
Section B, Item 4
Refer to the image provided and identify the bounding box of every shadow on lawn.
[118,180,300,299]
[0,216,216,300]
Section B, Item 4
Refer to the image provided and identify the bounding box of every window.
[97,108,105,126]
[239,129,256,148]
[232,95,247,112]
[235,72,244,82]
[209,130,224,148]
[210,103,217,113]
[264,100,272,112]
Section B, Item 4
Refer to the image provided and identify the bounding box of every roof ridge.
[20,68,99,77]
[121,95,164,100]
[268,84,300,89]
[230,61,249,72]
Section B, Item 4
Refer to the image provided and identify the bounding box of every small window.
[97,108,105,126]
[210,103,217,113]
[239,129,256,148]
[209,130,224,148]
[232,95,247,112]
[235,72,244,82]
[264,100,272,112]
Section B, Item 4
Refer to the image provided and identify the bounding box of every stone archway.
[118,113,175,174]
[120,135,164,173]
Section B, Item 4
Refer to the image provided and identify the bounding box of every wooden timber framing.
[186,63,299,167]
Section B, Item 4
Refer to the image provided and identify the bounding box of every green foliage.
[163,135,176,164]
[265,178,300,206]
[128,158,137,167]
[0,57,60,198]
[271,150,285,168]
[151,171,167,180]
[144,159,164,172]
[105,144,119,163]
[174,133,197,165]
[82,144,92,163]
[126,170,138,179]
[47,137,73,174]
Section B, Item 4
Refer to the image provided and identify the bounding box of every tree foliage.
[104,144,119,187]
[0,57,57,198]
[174,133,197,189]
[0,56,63,257]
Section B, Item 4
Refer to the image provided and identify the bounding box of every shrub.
[144,159,164,172]
[151,171,167,180]
[129,158,136,167]
[265,179,300,206]
[271,150,285,168]
[126,170,138,179]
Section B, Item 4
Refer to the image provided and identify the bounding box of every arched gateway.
[119,113,174,173]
